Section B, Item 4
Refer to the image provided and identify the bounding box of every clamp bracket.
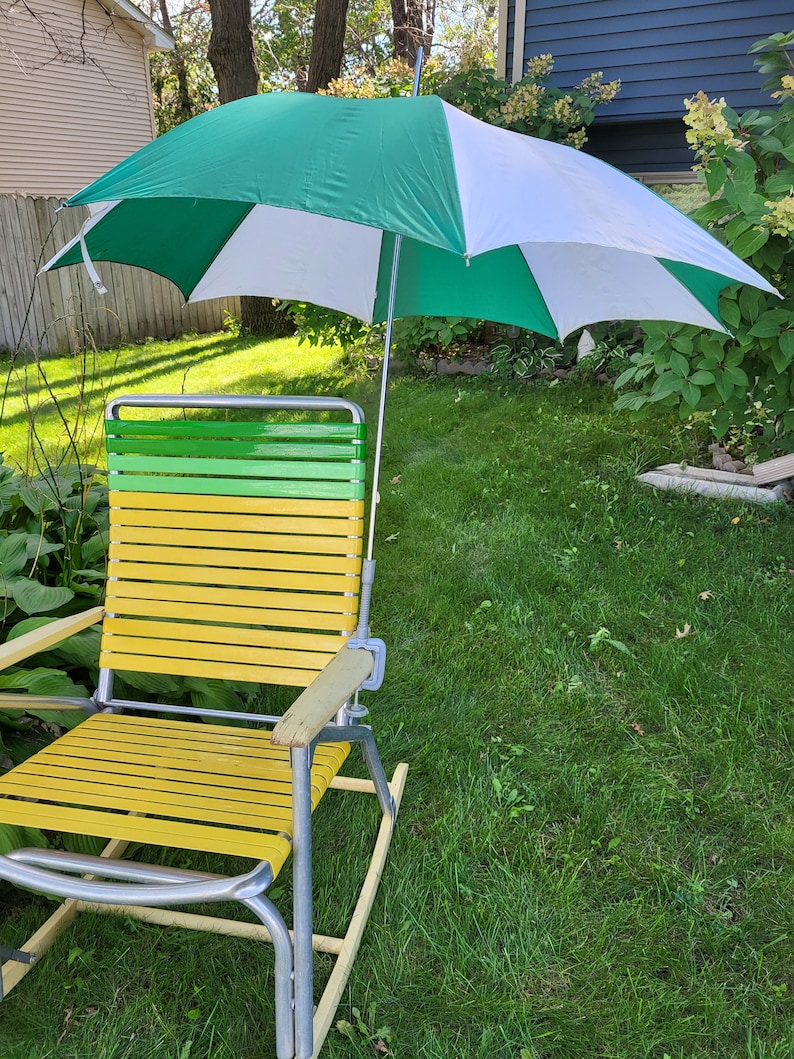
[346,638,386,691]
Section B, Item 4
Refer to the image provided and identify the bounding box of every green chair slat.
[108,420,366,439]
[107,454,365,482]
[107,438,366,461]
[110,475,365,500]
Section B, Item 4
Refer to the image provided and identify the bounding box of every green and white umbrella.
[43,92,775,342]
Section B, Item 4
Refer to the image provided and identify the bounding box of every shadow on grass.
[0,336,269,428]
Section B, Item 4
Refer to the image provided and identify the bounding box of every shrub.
[614,32,794,456]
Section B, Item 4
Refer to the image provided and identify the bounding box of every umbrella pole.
[355,50,424,641]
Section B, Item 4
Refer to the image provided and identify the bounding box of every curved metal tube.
[242,893,296,1059]
[106,393,364,423]
[0,853,273,906]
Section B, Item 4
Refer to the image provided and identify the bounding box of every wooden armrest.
[0,607,104,672]
[270,644,375,749]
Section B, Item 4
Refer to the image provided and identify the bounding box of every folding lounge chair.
[0,394,406,1059]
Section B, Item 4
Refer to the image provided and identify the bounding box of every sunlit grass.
[0,332,350,473]
[1,339,792,1059]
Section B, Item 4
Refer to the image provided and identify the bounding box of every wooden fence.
[0,195,240,353]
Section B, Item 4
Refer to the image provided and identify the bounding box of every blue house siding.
[505,0,516,93]
[509,0,791,174]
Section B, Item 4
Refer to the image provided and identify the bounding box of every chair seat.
[0,713,350,871]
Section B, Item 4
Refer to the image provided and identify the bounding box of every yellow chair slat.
[0,800,289,861]
[110,490,365,520]
[113,507,364,538]
[99,634,335,674]
[104,592,355,633]
[44,735,343,793]
[112,524,363,556]
[106,580,358,616]
[42,740,296,784]
[108,560,359,596]
[108,542,362,576]
[103,617,346,655]
[99,651,320,686]
[0,715,350,864]
[23,756,295,802]
[0,774,294,831]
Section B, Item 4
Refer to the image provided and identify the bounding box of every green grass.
[1,337,793,1059]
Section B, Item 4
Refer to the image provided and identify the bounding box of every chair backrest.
[99,395,366,696]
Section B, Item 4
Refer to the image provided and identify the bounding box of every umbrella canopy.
[43,92,775,341]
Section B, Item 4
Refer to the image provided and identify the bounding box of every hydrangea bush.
[614,33,794,456]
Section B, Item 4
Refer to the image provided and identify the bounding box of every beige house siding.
[0,0,164,196]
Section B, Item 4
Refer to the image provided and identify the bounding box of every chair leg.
[291,745,315,1059]
[242,893,296,1059]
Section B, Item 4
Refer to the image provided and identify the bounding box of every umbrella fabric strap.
[79,232,107,294]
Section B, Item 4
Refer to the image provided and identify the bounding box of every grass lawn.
[1,335,793,1059]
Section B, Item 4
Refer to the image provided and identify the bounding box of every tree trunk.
[158,0,193,125]
[207,0,294,335]
[207,0,259,103]
[239,296,294,337]
[303,0,350,93]
[391,0,434,68]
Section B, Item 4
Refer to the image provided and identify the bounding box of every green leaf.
[725,215,754,243]
[771,341,794,373]
[669,350,691,375]
[732,227,770,259]
[690,370,716,386]
[614,366,639,389]
[0,824,49,855]
[681,380,702,407]
[0,534,29,579]
[705,159,728,196]
[5,615,59,641]
[671,335,694,357]
[115,670,185,697]
[756,135,785,155]
[62,833,107,856]
[693,199,729,225]
[45,626,101,670]
[748,309,790,337]
[764,169,794,196]
[711,407,732,438]
[649,374,683,401]
[720,299,742,330]
[80,532,108,567]
[738,285,767,323]
[698,334,729,360]
[758,239,786,272]
[25,536,64,560]
[10,580,74,615]
[724,365,749,388]
[779,329,794,360]
[714,372,736,403]
[185,678,245,718]
[0,666,87,699]
[613,392,649,412]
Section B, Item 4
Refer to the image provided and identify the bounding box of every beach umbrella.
[43,92,774,343]
[41,88,775,626]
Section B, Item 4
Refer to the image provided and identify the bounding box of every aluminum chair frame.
[0,394,407,1059]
